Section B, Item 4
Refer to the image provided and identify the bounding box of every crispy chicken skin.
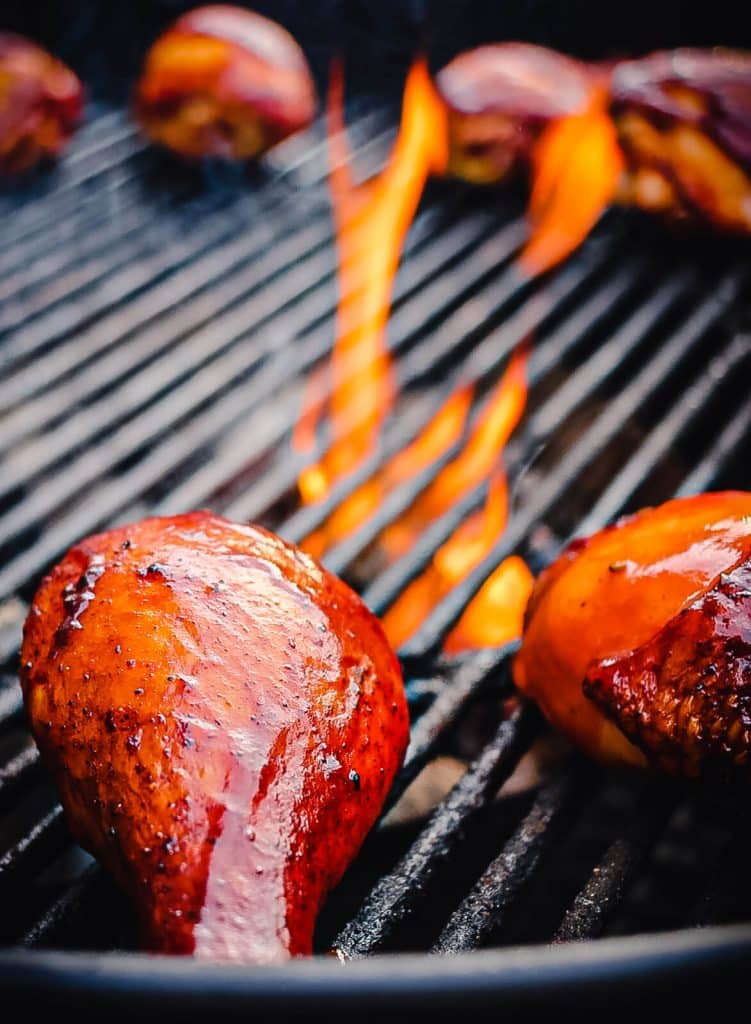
[135,5,316,160]
[513,492,751,778]
[0,33,83,175]
[612,49,751,232]
[435,44,594,185]
[21,512,408,962]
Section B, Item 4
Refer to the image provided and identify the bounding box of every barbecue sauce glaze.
[21,512,408,962]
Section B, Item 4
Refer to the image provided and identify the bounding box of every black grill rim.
[0,924,749,1013]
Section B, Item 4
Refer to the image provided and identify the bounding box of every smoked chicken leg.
[21,512,408,962]
[513,492,751,778]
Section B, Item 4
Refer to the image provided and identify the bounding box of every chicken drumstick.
[21,512,408,962]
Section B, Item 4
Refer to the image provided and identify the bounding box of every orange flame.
[295,59,535,655]
[381,346,528,562]
[381,349,533,653]
[520,88,623,276]
[443,554,533,654]
[302,384,473,561]
[295,57,448,505]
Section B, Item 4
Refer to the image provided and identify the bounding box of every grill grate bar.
[0,107,379,282]
[0,191,236,340]
[398,645,516,781]
[20,863,101,949]
[0,805,67,886]
[553,788,676,943]
[0,744,40,807]
[574,330,751,538]
[0,117,397,352]
[432,771,585,954]
[1,166,152,282]
[0,105,383,265]
[0,205,340,495]
[335,702,541,958]
[395,270,746,656]
[0,117,394,392]
[0,683,23,730]
[0,603,28,667]
[677,390,751,498]
[519,253,644,383]
[0,121,146,250]
[524,270,695,444]
[0,121,179,283]
[0,198,251,389]
[0,197,333,450]
[0,184,192,310]
[0,163,146,285]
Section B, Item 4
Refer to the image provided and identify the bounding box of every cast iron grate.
[1,96,751,982]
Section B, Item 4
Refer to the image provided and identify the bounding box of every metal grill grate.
[1,93,751,1000]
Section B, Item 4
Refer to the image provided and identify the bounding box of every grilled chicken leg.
[21,512,408,962]
[435,43,595,185]
[513,492,751,778]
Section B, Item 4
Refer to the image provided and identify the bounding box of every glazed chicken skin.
[135,5,316,160]
[513,492,751,778]
[21,512,408,962]
[0,33,83,175]
[435,44,595,185]
[611,49,751,233]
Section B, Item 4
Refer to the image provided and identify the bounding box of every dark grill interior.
[2,4,751,1016]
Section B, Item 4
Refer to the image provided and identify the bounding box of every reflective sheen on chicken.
[21,512,408,962]
[514,492,751,778]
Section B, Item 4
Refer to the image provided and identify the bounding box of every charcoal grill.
[1,2,751,1019]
